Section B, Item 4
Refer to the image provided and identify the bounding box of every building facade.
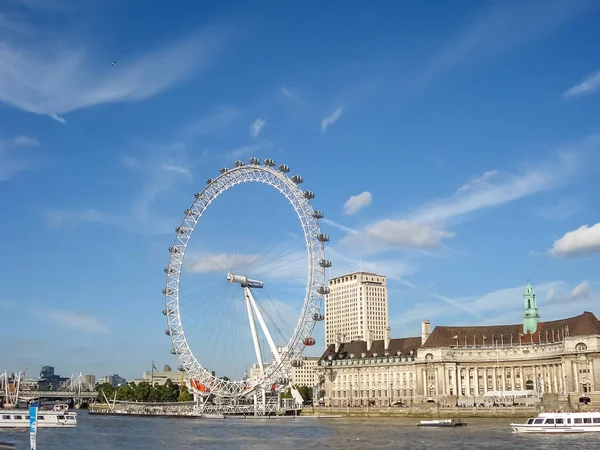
[317,285,600,407]
[325,272,389,346]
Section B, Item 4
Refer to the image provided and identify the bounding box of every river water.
[1,414,599,449]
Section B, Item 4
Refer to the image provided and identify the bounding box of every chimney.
[334,333,341,353]
[384,327,391,351]
[421,320,431,346]
[366,329,373,352]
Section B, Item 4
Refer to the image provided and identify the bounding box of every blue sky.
[1,0,600,381]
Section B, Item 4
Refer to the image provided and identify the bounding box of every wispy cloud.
[161,164,192,178]
[226,141,274,160]
[187,253,261,273]
[12,135,39,146]
[570,280,590,299]
[321,105,343,132]
[563,70,600,98]
[279,85,300,101]
[0,136,39,181]
[249,118,266,138]
[183,106,242,138]
[46,144,193,234]
[0,25,228,121]
[343,191,372,215]
[417,0,591,86]
[35,309,110,333]
[339,147,583,253]
[550,222,600,257]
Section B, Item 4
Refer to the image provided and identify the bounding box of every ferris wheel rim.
[162,159,329,398]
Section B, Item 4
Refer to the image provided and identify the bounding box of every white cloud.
[183,106,241,137]
[161,164,192,178]
[250,118,266,138]
[36,309,109,333]
[417,0,590,85]
[321,105,343,132]
[12,135,39,146]
[343,191,372,215]
[187,253,261,273]
[0,26,226,120]
[570,280,590,299]
[563,70,600,98]
[279,85,299,100]
[226,141,274,160]
[340,219,455,251]
[339,147,585,253]
[550,222,600,257]
[0,139,34,181]
[50,113,66,124]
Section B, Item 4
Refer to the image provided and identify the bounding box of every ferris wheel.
[162,157,331,400]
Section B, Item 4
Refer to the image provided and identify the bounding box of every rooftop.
[319,337,422,362]
[421,311,600,348]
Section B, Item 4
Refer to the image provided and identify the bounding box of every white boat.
[511,411,600,433]
[417,418,466,427]
[0,404,77,429]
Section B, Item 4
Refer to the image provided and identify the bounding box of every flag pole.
[151,361,154,386]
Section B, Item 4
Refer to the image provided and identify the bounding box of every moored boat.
[0,404,77,429]
[511,411,600,433]
[417,418,466,427]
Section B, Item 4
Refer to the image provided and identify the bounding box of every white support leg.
[246,287,282,365]
[245,288,264,376]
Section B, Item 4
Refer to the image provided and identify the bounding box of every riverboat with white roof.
[511,411,600,433]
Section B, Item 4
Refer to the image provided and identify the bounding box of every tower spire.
[523,280,540,334]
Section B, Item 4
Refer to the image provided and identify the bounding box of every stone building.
[325,272,389,346]
[316,284,600,407]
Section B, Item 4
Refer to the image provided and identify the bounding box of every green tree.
[95,382,115,403]
[178,384,193,402]
[134,381,152,402]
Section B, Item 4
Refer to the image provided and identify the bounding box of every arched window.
[576,343,587,352]
[525,380,534,391]
[528,299,531,309]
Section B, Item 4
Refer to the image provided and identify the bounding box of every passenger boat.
[0,404,77,428]
[511,411,600,433]
[417,418,466,427]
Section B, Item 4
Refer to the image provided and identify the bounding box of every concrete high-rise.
[325,272,389,346]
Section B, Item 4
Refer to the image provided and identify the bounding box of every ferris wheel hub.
[227,273,264,289]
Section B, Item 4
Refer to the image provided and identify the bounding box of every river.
[1,414,599,449]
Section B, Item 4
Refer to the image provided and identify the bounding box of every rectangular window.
[583,418,591,424]
[574,418,582,424]
[593,418,600,424]
[545,418,554,424]
[534,419,544,424]
[556,418,564,424]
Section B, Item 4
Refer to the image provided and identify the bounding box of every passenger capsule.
[164,267,174,274]
[303,337,316,346]
[249,157,260,165]
[219,167,229,174]
[165,329,172,336]
[184,208,198,216]
[162,288,174,295]
[317,286,330,295]
[168,246,179,254]
[312,210,324,219]
[170,348,176,355]
[303,190,315,200]
[264,158,275,167]
[278,164,290,173]
[319,259,332,268]
[317,234,330,242]
[175,226,187,234]
[178,365,184,372]
[291,175,303,184]
[162,308,168,315]
[234,160,245,167]
[312,313,324,321]
[206,178,213,185]
[291,360,302,368]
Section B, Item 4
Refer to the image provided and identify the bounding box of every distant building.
[83,375,96,387]
[38,366,69,390]
[317,284,600,407]
[291,356,319,388]
[325,272,389,346]
[99,374,127,387]
[130,370,186,386]
[163,365,172,372]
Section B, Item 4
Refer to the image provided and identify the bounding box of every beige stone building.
[325,272,389,346]
[249,356,319,388]
[316,284,600,407]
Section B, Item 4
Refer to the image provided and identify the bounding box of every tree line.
[96,378,194,403]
